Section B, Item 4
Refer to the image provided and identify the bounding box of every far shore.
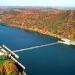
[0,23,75,45]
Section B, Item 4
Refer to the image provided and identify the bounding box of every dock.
[58,38,75,45]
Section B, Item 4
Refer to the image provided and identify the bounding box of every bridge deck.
[13,42,59,53]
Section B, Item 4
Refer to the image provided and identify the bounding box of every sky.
[0,0,75,7]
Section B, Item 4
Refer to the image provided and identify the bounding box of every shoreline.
[0,22,60,39]
[0,23,75,45]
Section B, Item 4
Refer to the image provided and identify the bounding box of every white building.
[58,38,71,45]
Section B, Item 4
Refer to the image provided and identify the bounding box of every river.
[0,24,75,75]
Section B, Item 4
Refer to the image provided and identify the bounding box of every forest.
[0,8,75,41]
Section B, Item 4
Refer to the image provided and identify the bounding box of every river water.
[0,24,75,75]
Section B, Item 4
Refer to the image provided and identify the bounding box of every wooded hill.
[0,7,75,41]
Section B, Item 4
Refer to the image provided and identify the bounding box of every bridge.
[13,41,59,53]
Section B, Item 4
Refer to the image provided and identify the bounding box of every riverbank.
[0,22,60,38]
[4,23,75,45]
[0,22,75,45]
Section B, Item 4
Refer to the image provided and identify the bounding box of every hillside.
[0,55,26,75]
[0,7,75,41]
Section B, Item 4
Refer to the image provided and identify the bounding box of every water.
[0,24,75,75]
